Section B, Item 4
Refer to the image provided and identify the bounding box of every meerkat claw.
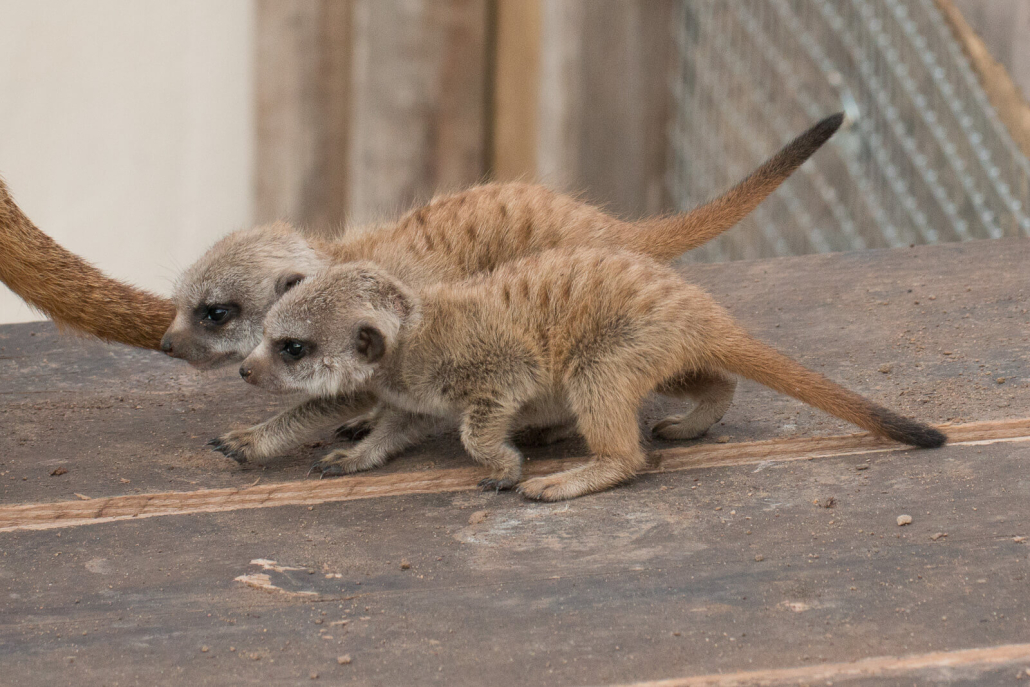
[208,438,247,464]
[478,477,516,492]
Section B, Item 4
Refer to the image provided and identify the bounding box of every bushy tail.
[627,113,845,262]
[711,327,946,448]
[0,177,174,349]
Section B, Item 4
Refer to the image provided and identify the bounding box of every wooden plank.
[2,440,1030,684]
[3,418,1027,533]
[620,644,1030,686]
[253,0,353,231]
[1,238,1027,507]
[491,0,542,180]
[347,0,490,223]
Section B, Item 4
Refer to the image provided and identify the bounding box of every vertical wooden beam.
[346,0,490,223]
[491,0,542,180]
[578,0,674,218]
[936,0,1030,161]
[531,0,675,218]
[254,0,352,231]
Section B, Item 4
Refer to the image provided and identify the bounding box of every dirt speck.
[715,435,731,444]
[468,510,489,525]
[50,467,68,477]
[200,646,209,653]
[878,363,893,374]
[337,655,352,665]
[400,559,411,570]
[897,515,913,526]
[856,464,870,471]
[754,555,764,562]
[820,497,836,509]
[931,532,947,541]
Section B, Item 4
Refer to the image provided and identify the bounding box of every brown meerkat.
[239,249,945,500]
[163,114,845,463]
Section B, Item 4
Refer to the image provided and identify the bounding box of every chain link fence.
[669,0,1030,263]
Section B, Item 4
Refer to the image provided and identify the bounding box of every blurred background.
[1,0,1028,324]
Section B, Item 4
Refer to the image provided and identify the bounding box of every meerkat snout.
[239,365,253,380]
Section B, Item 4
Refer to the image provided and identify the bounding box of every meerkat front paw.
[208,427,272,464]
[478,465,522,493]
[309,449,385,478]
[651,414,714,441]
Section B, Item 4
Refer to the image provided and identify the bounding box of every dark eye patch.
[196,303,239,326]
[278,339,313,362]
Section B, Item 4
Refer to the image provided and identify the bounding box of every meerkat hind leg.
[518,393,646,501]
[652,371,736,441]
[313,409,439,477]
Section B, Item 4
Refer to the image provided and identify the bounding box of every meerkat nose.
[159,336,174,354]
[239,366,252,380]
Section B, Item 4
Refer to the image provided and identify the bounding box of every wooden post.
[254,0,353,232]
[491,0,542,180]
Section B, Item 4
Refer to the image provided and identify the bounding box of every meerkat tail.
[628,112,845,261]
[710,329,946,448]
[0,177,174,349]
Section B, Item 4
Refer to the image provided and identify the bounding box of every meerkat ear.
[356,325,386,363]
[275,272,306,296]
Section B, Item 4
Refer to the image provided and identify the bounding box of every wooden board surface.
[1,238,1029,684]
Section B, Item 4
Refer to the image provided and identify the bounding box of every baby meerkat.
[240,249,945,501]
[157,114,845,464]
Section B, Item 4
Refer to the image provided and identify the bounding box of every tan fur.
[244,248,945,500]
[164,114,844,462]
[0,177,174,349]
[0,115,841,356]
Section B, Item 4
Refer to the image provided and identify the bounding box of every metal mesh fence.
[669,0,1030,263]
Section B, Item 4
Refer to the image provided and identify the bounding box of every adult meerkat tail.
[630,112,845,261]
[0,177,175,349]
[711,329,946,448]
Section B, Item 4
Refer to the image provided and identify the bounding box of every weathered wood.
[254,0,353,231]
[347,0,490,223]
[2,240,1029,684]
[951,0,1030,103]
[938,0,1030,161]
[491,0,542,180]
[534,0,675,218]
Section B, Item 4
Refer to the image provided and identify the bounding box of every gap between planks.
[610,641,1030,686]
[2,418,1028,533]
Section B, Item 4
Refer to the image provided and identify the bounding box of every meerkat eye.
[279,339,312,362]
[198,303,239,326]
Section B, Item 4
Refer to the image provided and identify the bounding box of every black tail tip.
[813,112,846,140]
[871,407,947,448]
[909,426,948,449]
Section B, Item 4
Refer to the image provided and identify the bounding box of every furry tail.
[712,328,946,448]
[628,113,845,261]
[0,177,174,349]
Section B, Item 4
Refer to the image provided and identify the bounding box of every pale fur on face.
[162,222,328,368]
[241,263,414,397]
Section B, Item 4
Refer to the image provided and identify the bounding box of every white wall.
[0,0,254,324]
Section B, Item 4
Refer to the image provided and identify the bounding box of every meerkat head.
[239,263,417,397]
[161,222,328,369]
